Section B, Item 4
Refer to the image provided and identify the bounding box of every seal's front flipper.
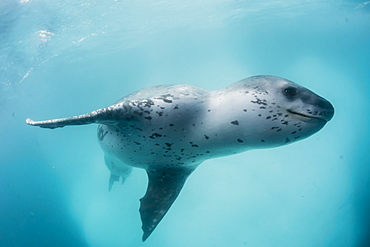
[140,167,195,242]
[26,102,130,129]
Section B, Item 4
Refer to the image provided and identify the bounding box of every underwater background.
[1,0,369,246]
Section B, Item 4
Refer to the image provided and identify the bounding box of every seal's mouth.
[287,110,328,122]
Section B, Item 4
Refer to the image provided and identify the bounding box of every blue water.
[1,0,370,246]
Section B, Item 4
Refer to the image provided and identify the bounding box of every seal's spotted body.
[26,75,334,241]
[98,85,210,170]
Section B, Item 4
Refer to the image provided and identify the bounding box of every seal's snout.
[324,102,334,122]
[300,90,334,122]
[315,97,334,122]
[289,94,334,122]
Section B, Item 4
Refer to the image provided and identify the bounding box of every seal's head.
[225,75,334,148]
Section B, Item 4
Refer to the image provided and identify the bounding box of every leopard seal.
[26,75,334,241]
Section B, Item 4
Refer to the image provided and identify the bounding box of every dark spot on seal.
[231,120,239,125]
[204,135,209,140]
[149,133,162,139]
[261,139,266,142]
[145,116,152,120]
[173,105,179,109]
[165,143,173,147]
[251,98,268,106]
[190,142,198,148]
[169,123,174,127]
[163,99,172,103]
[237,139,243,143]
[134,141,141,145]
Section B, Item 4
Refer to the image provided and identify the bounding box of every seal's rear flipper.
[140,167,195,242]
[26,102,130,129]
[109,173,120,191]
[105,155,133,191]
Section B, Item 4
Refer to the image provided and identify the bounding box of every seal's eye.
[283,87,297,98]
